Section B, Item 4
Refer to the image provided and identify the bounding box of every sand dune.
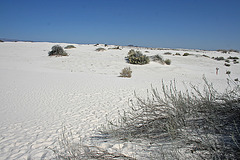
[0,42,239,159]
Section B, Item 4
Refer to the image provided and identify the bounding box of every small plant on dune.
[228,56,239,60]
[225,59,230,63]
[164,52,172,55]
[48,45,68,56]
[183,53,190,56]
[175,53,181,56]
[64,45,76,49]
[217,49,228,53]
[95,48,106,52]
[202,54,210,58]
[120,67,132,78]
[164,59,171,65]
[0,40,4,42]
[233,60,239,64]
[127,50,150,65]
[226,71,231,75]
[215,57,225,61]
[224,63,231,67]
[228,49,239,53]
[150,54,165,64]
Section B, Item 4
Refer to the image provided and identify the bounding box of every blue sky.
[1,0,240,50]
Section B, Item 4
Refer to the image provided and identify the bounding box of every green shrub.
[150,54,164,64]
[0,40,4,42]
[183,53,190,56]
[164,52,172,55]
[224,63,230,67]
[48,45,68,56]
[215,57,225,61]
[217,49,228,53]
[226,70,231,74]
[228,56,239,60]
[228,49,239,53]
[225,59,230,63]
[202,54,210,58]
[164,59,171,65]
[233,60,239,64]
[119,67,132,78]
[95,48,106,52]
[127,50,150,65]
[64,45,76,49]
[175,53,181,56]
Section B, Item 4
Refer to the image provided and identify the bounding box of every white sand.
[0,42,239,159]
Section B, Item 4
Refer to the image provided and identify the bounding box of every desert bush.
[48,45,68,56]
[224,63,231,67]
[127,50,149,65]
[164,52,172,55]
[228,56,239,60]
[120,67,132,78]
[225,59,230,63]
[228,49,239,53]
[217,49,228,53]
[104,77,240,159]
[234,61,239,64]
[95,48,106,52]
[0,40,4,42]
[183,53,190,56]
[150,54,165,64]
[175,53,181,56]
[215,57,225,61]
[64,45,76,49]
[202,54,210,58]
[226,71,231,75]
[145,51,150,53]
[164,59,171,65]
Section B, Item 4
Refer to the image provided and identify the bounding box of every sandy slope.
[0,42,239,159]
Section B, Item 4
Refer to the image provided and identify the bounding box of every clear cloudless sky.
[0,0,240,50]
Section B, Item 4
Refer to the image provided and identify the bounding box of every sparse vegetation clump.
[64,45,76,49]
[164,52,172,55]
[217,49,239,53]
[104,77,240,159]
[164,59,171,65]
[215,57,225,61]
[183,53,190,56]
[127,50,150,65]
[95,48,106,52]
[150,54,165,64]
[48,45,68,56]
[0,40,4,42]
[224,63,231,67]
[175,53,181,56]
[228,56,239,60]
[225,59,230,63]
[217,49,228,53]
[202,54,210,58]
[228,49,239,53]
[119,67,132,78]
[226,71,231,75]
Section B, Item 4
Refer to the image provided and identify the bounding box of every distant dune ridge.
[0,42,239,159]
